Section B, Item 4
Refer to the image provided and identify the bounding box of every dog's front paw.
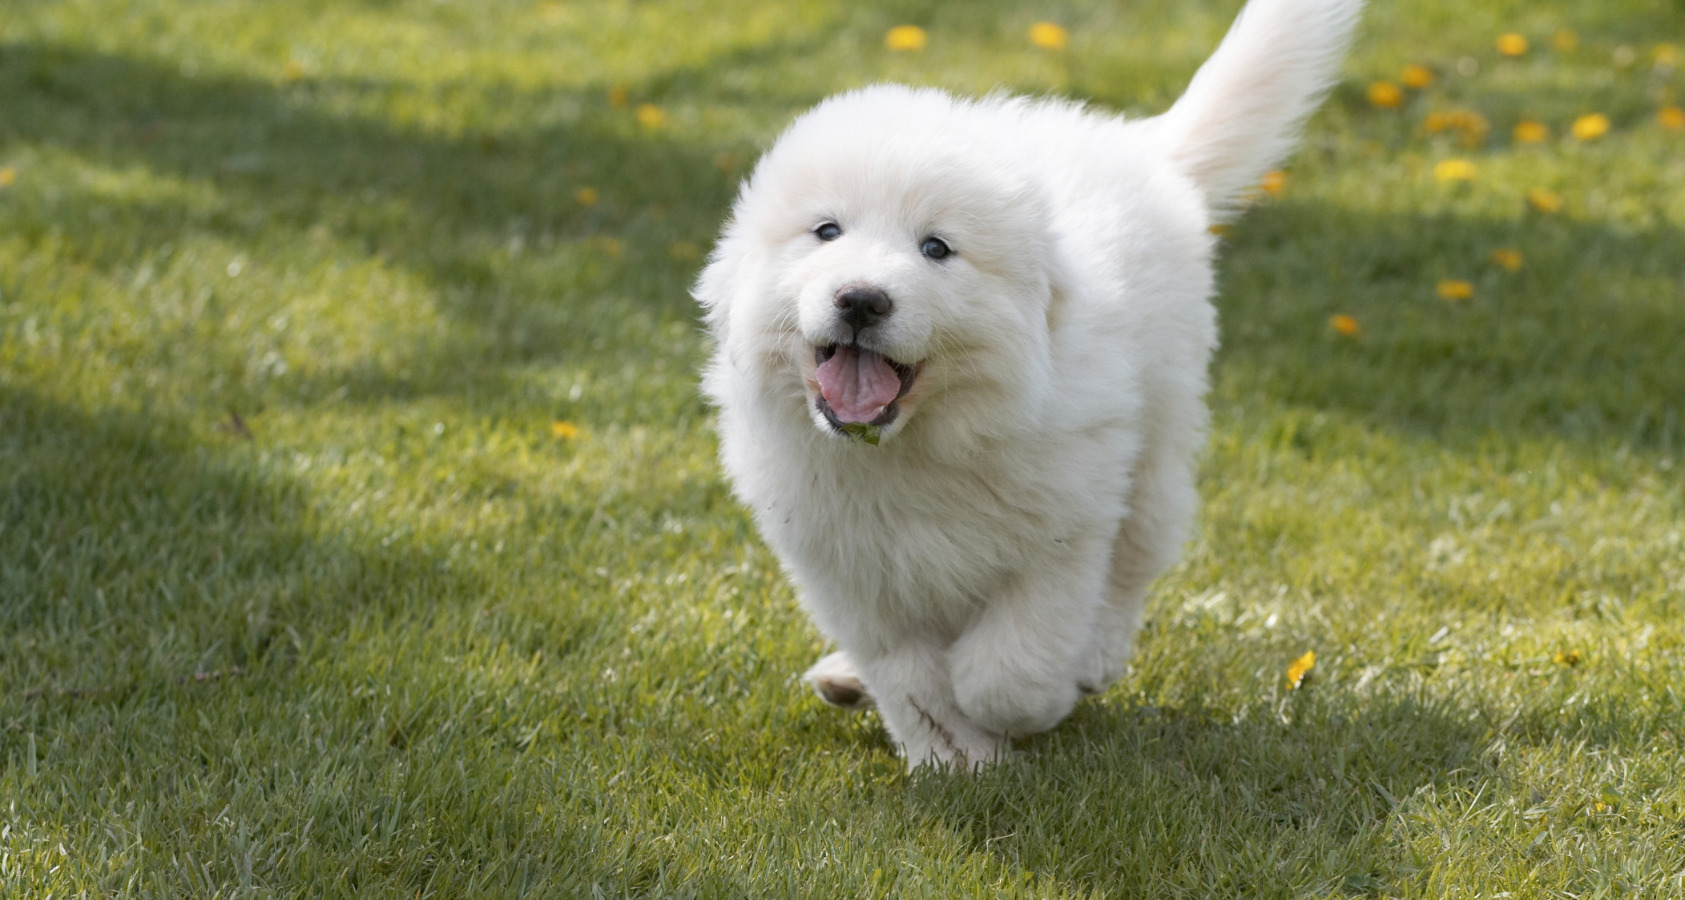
[802,651,874,710]
[900,694,1009,773]
[950,653,1079,737]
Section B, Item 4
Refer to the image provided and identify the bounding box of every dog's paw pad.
[814,676,871,709]
[803,651,874,711]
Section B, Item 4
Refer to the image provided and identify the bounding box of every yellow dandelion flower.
[1329,314,1361,336]
[1259,169,1288,196]
[1207,223,1231,237]
[1433,158,1477,182]
[607,84,629,108]
[1029,22,1069,51]
[1497,33,1529,57]
[1437,279,1474,301]
[282,60,306,82]
[1527,187,1563,213]
[1571,113,1610,141]
[636,104,667,128]
[1656,44,1680,66]
[1552,649,1581,667]
[1490,248,1523,271]
[1367,80,1404,108]
[1401,64,1434,89]
[1552,30,1579,52]
[574,186,598,206]
[1657,106,1685,130]
[0,167,14,189]
[1286,650,1316,689]
[1513,120,1549,143]
[885,25,928,51]
[550,421,579,439]
[1424,111,1452,133]
[668,241,700,260]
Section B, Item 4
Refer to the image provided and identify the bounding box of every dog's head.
[696,86,1067,446]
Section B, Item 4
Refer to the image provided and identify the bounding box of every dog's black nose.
[835,286,893,332]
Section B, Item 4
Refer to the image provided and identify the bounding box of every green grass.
[2,0,1683,896]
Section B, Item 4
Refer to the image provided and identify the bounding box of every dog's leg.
[1083,402,1206,694]
[1087,518,1184,694]
[850,643,1006,770]
[1083,550,1154,696]
[948,535,1113,737]
[802,651,874,710]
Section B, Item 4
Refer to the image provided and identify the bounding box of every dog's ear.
[692,228,750,340]
[1153,0,1361,221]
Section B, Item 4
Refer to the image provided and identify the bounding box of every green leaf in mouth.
[839,423,882,446]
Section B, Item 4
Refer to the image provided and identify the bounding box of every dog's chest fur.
[720,396,1138,639]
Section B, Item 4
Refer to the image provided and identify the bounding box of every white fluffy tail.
[1155,0,1362,219]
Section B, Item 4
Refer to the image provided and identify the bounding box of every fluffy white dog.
[695,0,1362,768]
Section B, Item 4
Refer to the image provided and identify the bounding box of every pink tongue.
[816,347,902,424]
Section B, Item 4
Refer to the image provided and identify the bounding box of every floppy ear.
[1153,0,1362,220]
[692,227,750,340]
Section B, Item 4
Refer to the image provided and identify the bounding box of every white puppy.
[695,0,1361,768]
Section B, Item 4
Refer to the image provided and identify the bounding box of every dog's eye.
[815,222,842,242]
[920,236,952,260]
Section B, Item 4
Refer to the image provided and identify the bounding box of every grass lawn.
[3,0,1683,895]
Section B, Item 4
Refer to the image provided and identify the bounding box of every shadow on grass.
[905,690,1483,895]
[0,387,491,694]
[901,648,1685,895]
[0,385,652,891]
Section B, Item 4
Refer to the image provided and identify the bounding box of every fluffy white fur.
[695,0,1362,769]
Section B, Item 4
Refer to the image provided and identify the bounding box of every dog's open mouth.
[814,343,919,431]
